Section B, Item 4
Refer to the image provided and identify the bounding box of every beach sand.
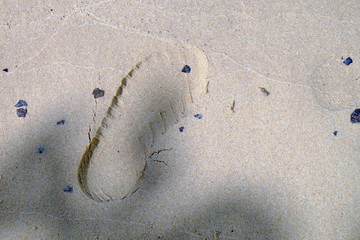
[1,1,360,239]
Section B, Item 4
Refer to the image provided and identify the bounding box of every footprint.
[78,44,208,202]
[310,55,359,111]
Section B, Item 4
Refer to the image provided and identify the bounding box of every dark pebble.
[57,120,65,125]
[333,131,338,136]
[351,109,360,123]
[194,114,203,119]
[343,57,353,66]
[259,87,270,96]
[15,99,28,108]
[179,126,184,132]
[63,185,73,193]
[92,88,105,98]
[16,108,27,117]
[181,65,191,73]
[2,68,8,72]
[37,146,45,154]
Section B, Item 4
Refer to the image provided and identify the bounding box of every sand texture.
[1,0,360,239]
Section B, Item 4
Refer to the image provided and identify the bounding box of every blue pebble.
[63,185,73,193]
[37,146,45,154]
[181,65,191,73]
[179,126,184,132]
[92,88,105,98]
[16,108,27,117]
[15,100,28,108]
[333,131,338,136]
[343,57,353,66]
[57,120,65,125]
[194,114,203,119]
[351,109,360,123]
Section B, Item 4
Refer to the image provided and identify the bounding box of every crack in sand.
[15,9,76,70]
[213,51,312,89]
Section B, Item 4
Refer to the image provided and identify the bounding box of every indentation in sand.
[78,44,208,202]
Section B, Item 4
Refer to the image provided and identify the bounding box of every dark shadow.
[73,56,302,239]
[159,195,296,239]
[108,147,300,239]
[0,113,79,239]
[0,55,299,239]
[95,86,300,239]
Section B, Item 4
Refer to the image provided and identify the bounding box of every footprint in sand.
[310,55,359,111]
[78,44,208,202]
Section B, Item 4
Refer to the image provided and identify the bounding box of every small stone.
[33,226,38,231]
[15,99,28,108]
[37,147,45,154]
[194,114,203,119]
[16,108,27,117]
[3,68,8,72]
[92,88,105,98]
[351,109,360,123]
[179,126,184,132]
[343,57,353,66]
[259,87,270,96]
[333,131,338,136]
[57,120,65,125]
[181,65,191,73]
[63,185,73,193]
